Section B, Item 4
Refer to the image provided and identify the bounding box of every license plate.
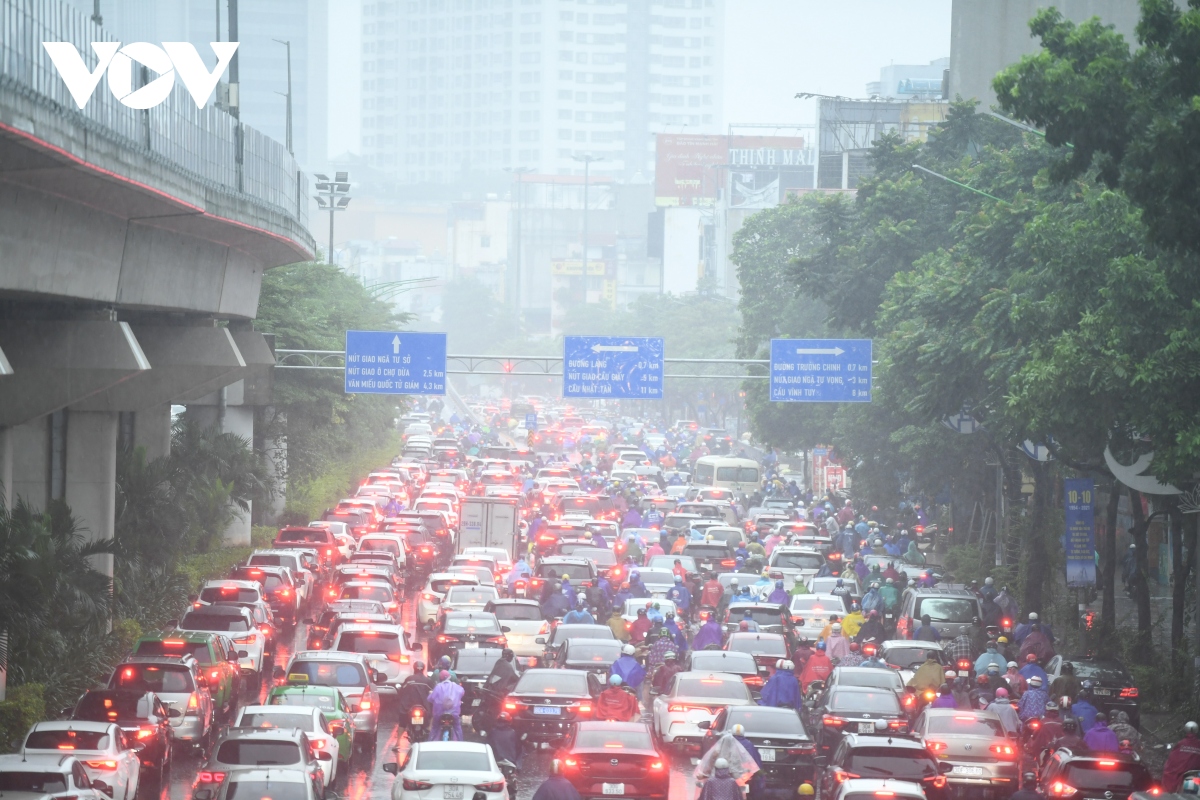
[951,766,985,776]
[760,749,775,762]
[701,562,713,569]
[465,641,479,649]
[603,784,625,795]
[471,698,482,707]
[1093,688,1112,696]
[534,706,561,715]
[857,722,875,733]
[444,785,464,799]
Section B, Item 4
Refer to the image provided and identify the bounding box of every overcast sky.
[327,0,953,159]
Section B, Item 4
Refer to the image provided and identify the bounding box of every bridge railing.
[0,0,308,230]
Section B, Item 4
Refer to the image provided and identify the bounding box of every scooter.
[497,760,517,800]
[406,703,429,743]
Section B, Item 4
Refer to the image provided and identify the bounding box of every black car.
[429,611,507,664]
[1038,748,1156,800]
[66,689,173,790]
[819,733,949,800]
[685,650,765,696]
[541,624,616,663]
[503,668,601,744]
[723,602,796,647]
[1045,655,1141,728]
[701,706,816,787]
[451,647,507,711]
[809,685,908,756]
[559,638,624,676]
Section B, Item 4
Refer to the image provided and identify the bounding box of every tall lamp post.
[273,39,292,154]
[504,166,533,315]
[571,153,602,303]
[314,172,351,265]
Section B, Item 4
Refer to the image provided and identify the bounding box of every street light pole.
[571,154,602,303]
[273,39,293,154]
[314,172,351,265]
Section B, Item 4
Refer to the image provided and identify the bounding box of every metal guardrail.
[0,0,307,229]
[275,349,772,380]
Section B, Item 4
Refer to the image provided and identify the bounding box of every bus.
[691,456,761,494]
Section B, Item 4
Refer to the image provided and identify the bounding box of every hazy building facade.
[361,0,725,184]
[867,57,949,100]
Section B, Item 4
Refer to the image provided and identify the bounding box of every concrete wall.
[949,0,1141,108]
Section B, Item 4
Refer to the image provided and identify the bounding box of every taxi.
[265,684,356,759]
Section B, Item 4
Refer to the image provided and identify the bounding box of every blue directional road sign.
[525,412,538,431]
[344,330,447,395]
[563,336,664,399]
[769,339,872,403]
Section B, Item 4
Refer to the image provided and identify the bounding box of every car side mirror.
[130,741,146,753]
[382,763,399,775]
[501,626,511,633]
[939,762,955,774]
[237,650,249,658]
[813,756,827,769]
[697,720,711,730]
[372,671,387,685]
[93,781,113,797]
[316,751,333,761]
[535,637,546,645]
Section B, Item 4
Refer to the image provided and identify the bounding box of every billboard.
[655,134,813,208]
[655,134,727,207]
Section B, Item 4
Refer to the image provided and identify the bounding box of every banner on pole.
[1064,478,1096,587]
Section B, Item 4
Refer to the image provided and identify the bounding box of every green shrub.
[284,432,400,522]
[0,684,45,753]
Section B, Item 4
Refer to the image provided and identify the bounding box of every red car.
[560,721,669,800]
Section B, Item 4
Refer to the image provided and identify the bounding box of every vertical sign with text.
[1064,477,1096,587]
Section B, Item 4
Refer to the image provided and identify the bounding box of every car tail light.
[822,715,845,727]
[310,737,326,749]
[196,772,226,784]
[903,694,916,708]
[403,780,433,791]
[260,625,272,635]
[576,703,592,714]
[85,761,118,770]
[563,759,578,768]
[476,782,505,792]
[1120,687,1138,698]
[1148,788,1162,796]
[360,699,373,711]
[925,776,947,789]
[888,720,906,729]
[423,593,435,601]
[1049,782,1076,796]
[786,745,816,755]
[487,636,507,644]
[832,769,858,784]
[875,793,894,798]
[1098,761,1117,768]
[926,741,948,753]
[721,559,736,567]
[438,635,451,643]
[136,726,156,739]
[991,743,1016,758]
[185,693,200,716]
[328,587,338,598]
[504,700,519,711]
[650,760,665,770]
[744,676,764,687]
[233,635,256,645]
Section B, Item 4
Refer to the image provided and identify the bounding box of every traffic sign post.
[769,339,872,403]
[524,412,538,431]
[344,330,447,395]
[563,336,664,399]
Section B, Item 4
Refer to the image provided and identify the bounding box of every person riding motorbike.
[651,651,682,695]
[1018,675,1047,722]
[1084,712,1119,752]
[1050,717,1085,752]
[485,648,522,697]
[855,609,888,645]
[562,594,594,624]
[1048,660,1081,701]
[531,759,582,800]
[987,688,1020,735]
[429,669,464,741]
[908,651,945,693]
[489,712,523,769]
[397,660,435,718]
[596,674,641,721]
[611,643,647,690]
[759,659,802,709]
[1164,722,1200,792]
[798,640,832,692]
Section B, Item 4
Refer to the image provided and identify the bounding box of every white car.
[175,605,266,676]
[0,753,112,800]
[461,547,512,577]
[384,741,507,800]
[486,599,548,664]
[621,598,678,626]
[233,705,340,787]
[331,622,418,694]
[767,547,826,586]
[440,585,500,615]
[417,573,482,627]
[21,722,140,800]
[413,498,458,528]
[633,568,677,598]
[651,672,754,748]
[788,594,847,640]
[246,550,316,605]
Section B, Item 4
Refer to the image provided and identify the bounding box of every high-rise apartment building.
[361,0,725,184]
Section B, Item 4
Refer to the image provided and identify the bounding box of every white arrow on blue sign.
[769,339,872,403]
[344,330,447,396]
[563,336,664,399]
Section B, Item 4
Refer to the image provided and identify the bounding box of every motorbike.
[510,579,529,599]
[438,712,459,741]
[497,759,517,800]
[470,687,502,737]
[406,703,430,743]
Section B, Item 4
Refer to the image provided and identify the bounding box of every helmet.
[987,663,1001,673]
[797,785,815,796]
[623,644,635,655]
[782,660,795,670]
[438,670,450,681]
[816,640,826,651]
[1187,721,1199,734]
[885,577,894,585]
[996,688,1009,698]
[502,648,515,659]
[732,724,745,736]
[832,623,842,632]
[731,578,739,586]
[1007,661,1018,669]
[1046,701,1059,712]
[664,651,677,661]
[871,582,880,589]
[1026,653,1038,663]
[775,659,786,670]
[739,620,750,630]
[997,636,1008,644]
[1028,612,1039,621]
[577,592,587,603]
[714,758,730,770]
[835,578,844,586]
[1130,542,1137,549]
[776,580,784,588]
[1028,675,1043,686]
[659,627,672,638]
[497,712,512,723]
[874,538,883,546]
[609,674,623,686]
[439,656,452,668]
[799,636,811,645]
[849,642,860,652]
[414,661,425,672]
[976,675,988,685]
[674,574,683,583]
[945,670,958,679]
[985,577,994,585]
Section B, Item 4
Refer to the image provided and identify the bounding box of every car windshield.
[683,545,728,559]
[270,692,336,711]
[340,586,391,603]
[200,586,261,603]
[772,553,825,569]
[730,608,783,626]
[226,780,309,800]
[451,651,502,673]
[690,654,755,673]
[927,715,1004,736]
[845,748,937,779]
[25,730,110,750]
[429,578,475,593]
[133,639,211,663]
[0,772,69,793]
[361,540,400,555]
[575,728,655,749]
[277,530,327,543]
[515,672,589,695]
[559,546,616,565]
[415,750,492,771]
[445,588,495,605]
[728,637,786,656]
[649,556,696,572]
[551,626,614,644]
[676,678,750,700]
[239,713,315,731]
[1064,763,1153,791]
[916,598,978,623]
[565,642,624,662]
[75,693,148,720]
[444,616,502,633]
[112,663,194,693]
[536,563,592,581]
[883,647,939,669]
[288,661,366,687]
[835,671,902,691]
[215,740,302,765]
[490,604,543,622]
[726,708,806,735]
[829,691,901,714]
[715,467,759,483]
[1067,661,1133,684]
[180,612,250,632]
[337,632,401,656]
[248,555,296,568]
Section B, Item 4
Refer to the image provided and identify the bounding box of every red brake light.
[650,760,664,770]
[1098,761,1117,767]
[990,743,1016,758]
[196,772,227,784]
[822,715,845,727]
[85,761,118,770]
[1120,687,1138,698]
[1050,782,1076,796]
[926,741,947,753]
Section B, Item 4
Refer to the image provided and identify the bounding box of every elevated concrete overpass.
[0,0,314,557]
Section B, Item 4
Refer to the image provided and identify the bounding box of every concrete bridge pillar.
[64,410,117,578]
[132,404,173,462]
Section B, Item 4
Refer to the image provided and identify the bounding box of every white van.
[692,456,761,494]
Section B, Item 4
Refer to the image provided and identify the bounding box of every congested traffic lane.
[160,587,699,800]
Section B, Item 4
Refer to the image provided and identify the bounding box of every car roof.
[240,705,318,716]
[291,650,368,663]
[674,671,744,683]
[29,720,115,733]
[880,640,944,650]
[224,768,310,783]
[842,733,929,750]
[414,741,491,755]
[838,779,926,797]
[219,728,306,741]
[0,753,77,770]
[727,632,785,642]
[538,556,592,565]
[488,598,540,607]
